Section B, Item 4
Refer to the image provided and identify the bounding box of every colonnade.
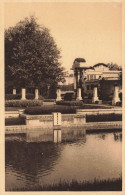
[56,85,120,105]
[12,84,120,105]
[13,88,39,100]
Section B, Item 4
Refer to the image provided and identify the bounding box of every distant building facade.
[59,59,122,102]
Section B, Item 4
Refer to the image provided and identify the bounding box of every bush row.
[5,100,43,107]
[86,113,122,122]
[5,117,25,126]
[56,100,83,106]
[43,99,55,102]
[24,105,76,115]
[5,94,44,100]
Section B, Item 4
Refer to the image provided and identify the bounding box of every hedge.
[25,105,76,115]
[5,117,25,126]
[79,105,113,109]
[56,101,83,106]
[119,92,122,101]
[64,93,75,101]
[43,99,55,102]
[86,113,122,122]
[5,94,44,100]
[116,101,122,107]
[5,100,43,107]
[5,94,21,100]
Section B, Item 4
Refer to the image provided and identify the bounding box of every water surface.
[5,129,122,191]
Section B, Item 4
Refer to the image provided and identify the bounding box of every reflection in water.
[5,129,122,191]
[53,129,62,143]
[114,132,122,142]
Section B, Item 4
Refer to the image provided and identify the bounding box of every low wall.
[76,108,122,115]
[5,121,122,134]
[5,109,24,118]
[21,113,86,128]
[5,111,19,118]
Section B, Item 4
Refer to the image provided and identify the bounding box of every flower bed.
[86,113,122,122]
[5,100,43,107]
[56,100,83,106]
[43,99,55,102]
[5,117,25,126]
[5,94,44,100]
[25,105,76,115]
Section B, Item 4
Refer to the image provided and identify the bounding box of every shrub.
[88,93,93,99]
[119,92,122,101]
[60,84,74,91]
[43,99,55,102]
[5,100,43,107]
[38,95,44,100]
[5,93,44,100]
[25,105,76,115]
[99,93,113,101]
[80,105,112,109]
[116,101,122,107]
[64,93,74,101]
[5,94,21,100]
[26,93,35,99]
[56,100,83,106]
[86,114,122,122]
[5,117,25,126]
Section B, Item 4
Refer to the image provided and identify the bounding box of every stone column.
[92,86,99,103]
[76,88,82,100]
[77,70,80,85]
[13,88,16,95]
[74,71,76,90]
[35,89,39,99]
[21,88,26,100]
[56,88,62,101]
[112,85,120,105]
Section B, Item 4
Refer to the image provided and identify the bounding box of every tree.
[107,63,122,71]
[5,16,65,96]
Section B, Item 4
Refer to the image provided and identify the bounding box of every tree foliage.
[74,58,86,63]
[107,63,122,71]
[5,16,65,96]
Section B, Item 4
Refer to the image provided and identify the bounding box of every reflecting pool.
[5,128,122,191]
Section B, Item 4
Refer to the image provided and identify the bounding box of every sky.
[4,2,122,72]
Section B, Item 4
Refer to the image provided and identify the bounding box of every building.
[58,58,122,103]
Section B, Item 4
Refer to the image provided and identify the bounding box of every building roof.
[93,63,108,68]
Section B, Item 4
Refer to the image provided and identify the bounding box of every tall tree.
[5,16,65,95]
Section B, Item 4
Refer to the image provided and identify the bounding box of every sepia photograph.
[2,0,124,193]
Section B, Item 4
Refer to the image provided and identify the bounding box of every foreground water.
[5,129,122,191]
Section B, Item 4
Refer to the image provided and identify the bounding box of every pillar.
[74,71,76,90]
[112,85,120,105]
[76,88,82,100]
[21,88,26,100]
[13,88,16,95]
[53,112,61,126]
[92,86,99,103]
[35,89,39,99]
[56,88,62,101]
[77,70,80,85]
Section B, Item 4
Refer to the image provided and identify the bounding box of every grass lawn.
[8,177,122,191]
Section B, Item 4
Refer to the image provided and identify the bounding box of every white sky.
[4,2,122,72]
